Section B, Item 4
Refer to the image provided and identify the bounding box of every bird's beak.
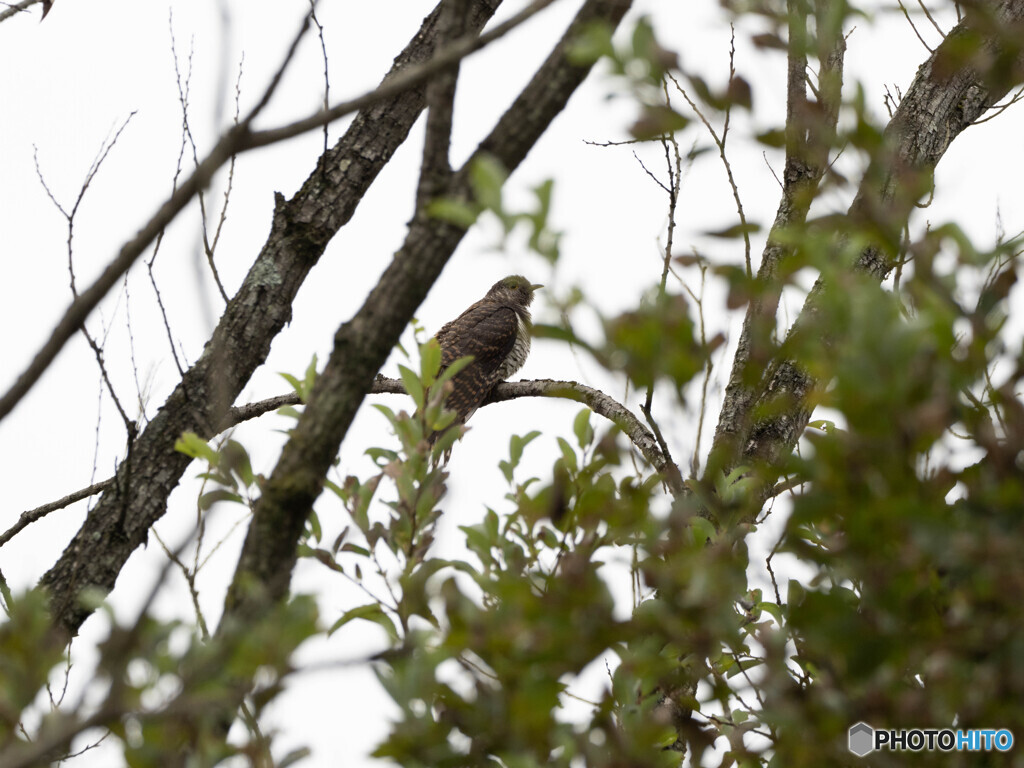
[531,283,544,291]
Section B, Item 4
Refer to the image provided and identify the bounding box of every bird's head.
[488,275,543,307]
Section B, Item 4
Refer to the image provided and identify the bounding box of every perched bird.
[431,275,542,442]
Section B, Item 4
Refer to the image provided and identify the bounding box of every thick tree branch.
[709,0,845,476]
[719,0,1024,509]
[219,0,634,630]
[417,0,464,206]
[38,0,505,641]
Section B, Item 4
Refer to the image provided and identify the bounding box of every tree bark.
[219,0,635,628]
[40,0,504,641]
[710,0,1024,510]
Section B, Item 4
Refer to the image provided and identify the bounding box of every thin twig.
[897,0,934,52]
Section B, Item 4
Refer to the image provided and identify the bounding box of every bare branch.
[0,479,114,550]
[241,0,560,152]
[1,0,553,424]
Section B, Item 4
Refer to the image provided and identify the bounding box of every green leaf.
[567,20,615,65]
[277,404,303,420]
[279,372,302,395]
[371,403,399,428]
[174,431,218,465]
[328,603,398,642]
[427,197,480,228]
[398,364,425,410]
[469,154,507,212]
[756,128,786,148]
[366,446,399,466]
[630,104,690,140]
[435,354,475,389]
[756,601,784,625]
[279,748,312,768]
[303,354,319,394]
[279,355,319,402]
[221,440,254,487]
[307,510,322,543]
[420,338,442,384]
[431,422,463,459]
[705,222,761,239]
[572,408,594,450]
[688,516,716,546]
[510,430,542,466]
[199,489,244,510]
[556,437,578,474]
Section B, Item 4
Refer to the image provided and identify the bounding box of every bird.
[430,275,542,443]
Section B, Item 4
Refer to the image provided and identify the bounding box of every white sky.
[0,0,1021,765]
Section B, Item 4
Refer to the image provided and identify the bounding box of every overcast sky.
[1,0,1021,765]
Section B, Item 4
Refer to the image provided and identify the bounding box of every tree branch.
[0,0,42,23]
[218,0,634,632]
[0,0,557,424]
[718,0,1024,511]
[38,0,505,641]
[709,0,846,477]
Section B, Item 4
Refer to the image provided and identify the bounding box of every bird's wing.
[436,303,519,422]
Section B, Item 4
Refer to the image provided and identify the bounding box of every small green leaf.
[175,432,218,464]
[431,425,463,460]
[705,222,761,239]
[371,403,399,428]
[398,364,425,410]
[435,354,475,388]
[688,516,716,546]
[328,603,398,642]
[469,154,507,212]
[631,105,690,140]
[280,372,302,395]
[199,489,244,510]
[756,601,784,624]
[366,446,400,466]
[427,197,480,228]
[307,510,322,543]
[756,128,786,148]
[509,430,542,466]
[221,440,254,487]
[303,354,319,393]
[277,405,303,420]
[420,338,442,384]
[787,579,806,607]
[572,408,594,450]
[556,437,578,474]
[567,20,615,65]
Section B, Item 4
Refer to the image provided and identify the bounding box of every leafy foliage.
[3,3,1023,766]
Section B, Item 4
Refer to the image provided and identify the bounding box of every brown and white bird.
[431,275,542,441]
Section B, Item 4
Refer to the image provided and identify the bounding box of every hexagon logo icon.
[848,722,874,756]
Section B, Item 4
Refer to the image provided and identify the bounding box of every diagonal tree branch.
[0,0,559,425]
[219,0,634,629]
[39,0,505,642]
